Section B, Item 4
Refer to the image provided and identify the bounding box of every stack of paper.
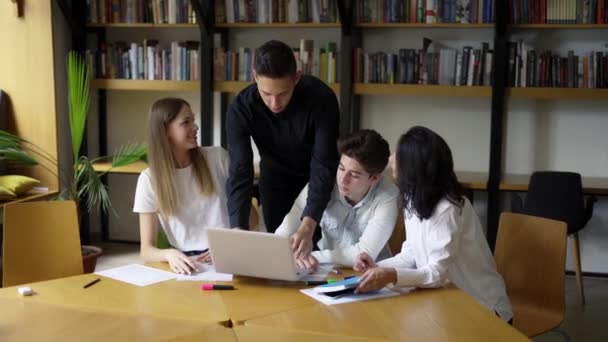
[95,264,176,287]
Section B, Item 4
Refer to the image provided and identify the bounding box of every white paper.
[95,264,176,287]
[175,263,233,282]
[300,287,401,305]
[299,264,334,281]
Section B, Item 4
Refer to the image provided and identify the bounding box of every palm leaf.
[0,130,26,144]
[66,51,90,162]
[76,156,112,214]
[0,148,38,165]
[112,142,147,168]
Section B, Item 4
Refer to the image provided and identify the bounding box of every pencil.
[83,278,101,289]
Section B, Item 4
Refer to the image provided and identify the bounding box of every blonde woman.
[133,98,230,275]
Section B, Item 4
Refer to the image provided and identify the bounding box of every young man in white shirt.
[275,129,399,269]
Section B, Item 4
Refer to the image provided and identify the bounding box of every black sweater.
[226,75,340,228]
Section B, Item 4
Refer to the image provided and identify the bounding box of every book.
[313,276,361,294]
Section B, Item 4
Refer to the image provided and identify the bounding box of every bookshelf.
[211,1,344,144]
[214,80,340,94]
[354,84,492,97]
[511,24,608,29]
[78,1,608,249]
[79,1,212,242]
[349,0,504,247]
[508,87,608,100]
[216,23,340,28]
[357,23,494,29]
[91,79,200,91]
[92,161,148,174]
[86,23,198,28]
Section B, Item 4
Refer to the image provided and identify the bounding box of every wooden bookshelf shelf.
[510,24,608,29]
[354,83,492,97]
[456,171,488,190]
[86,23,197,28]
[214,81,340,94]
[500,174,608,195]
[0,190,59,210]
[215,23,340,28]
[92,161,148,174]
[357,23,493,28]
[508,87,608,100]
[91,79,199,91]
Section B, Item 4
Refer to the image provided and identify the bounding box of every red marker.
[201,284,235,291]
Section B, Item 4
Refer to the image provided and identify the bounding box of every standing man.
[226,40,339,258]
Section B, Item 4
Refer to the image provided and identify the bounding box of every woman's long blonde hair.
[147,98,215,218]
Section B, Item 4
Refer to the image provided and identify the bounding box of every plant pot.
[82,245,103,274]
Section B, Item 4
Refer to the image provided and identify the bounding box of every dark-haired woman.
[353,126,512,323]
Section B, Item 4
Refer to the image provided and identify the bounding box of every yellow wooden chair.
[2,200,83,287]
[494,212,567,338]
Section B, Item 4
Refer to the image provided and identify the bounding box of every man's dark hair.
[396,126,464,220]
[254,40,297,79]
[337,129,390,175]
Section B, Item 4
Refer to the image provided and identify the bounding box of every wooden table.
[0,266,529,341]
[244,287,529,341]
[0,297,235,341]
[0,272,229,323]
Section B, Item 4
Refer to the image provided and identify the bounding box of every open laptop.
[206,228,312,281]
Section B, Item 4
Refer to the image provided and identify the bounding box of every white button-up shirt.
[276,176,399,266]
[378,197,513,321]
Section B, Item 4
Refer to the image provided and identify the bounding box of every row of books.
[92,40,200,80]
[357,0,495,24]
[354,42,493,86]
[87,0,196,24]
[508,0,608,24]
[213,41,340,83]
[216,0,339,23]
[508,41,608,88]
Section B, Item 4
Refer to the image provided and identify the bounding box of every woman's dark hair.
[338,129,390,175]
[396,126,464,220]
[254,40,297,79]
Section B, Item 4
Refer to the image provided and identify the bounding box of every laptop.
[206,228,312,281]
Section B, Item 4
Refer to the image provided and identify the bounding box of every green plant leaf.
[76,156,112,214]
[0,148,38,165]
[67,51,90,162]
[0,130,26,144]
[112,142,147,168]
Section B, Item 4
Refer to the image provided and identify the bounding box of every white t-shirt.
[133,146,230,251]
[378,197,513,321]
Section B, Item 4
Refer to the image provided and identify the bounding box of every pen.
[330,268,342,275]
[304,280,336,286]
[83,278,101,289]
[201,284,235,291]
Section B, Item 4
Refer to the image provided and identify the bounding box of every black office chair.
[511,171,596,306]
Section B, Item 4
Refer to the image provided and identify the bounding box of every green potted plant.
[0,52,146,273]
[65,51,146,272]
